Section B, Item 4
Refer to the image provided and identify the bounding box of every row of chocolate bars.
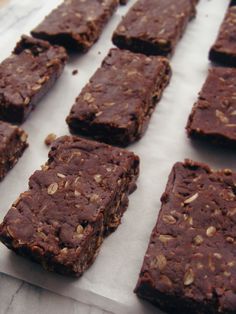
[0,0,235,313]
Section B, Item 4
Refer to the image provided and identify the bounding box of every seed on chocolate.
[184,268,194,286]
[45,133,57,146]
[162,214,176,225]
[159,235,174,243]
[47,182,58,195]
[184,193,199,204]
[57,173,66,178]
[206,226,216,237]
[20,132,28,142]
[76,225,84,234]
[213,253,222,259]
[194,235,204,245]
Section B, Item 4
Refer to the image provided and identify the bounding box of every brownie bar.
[0,121,28,180]
[67,48,171,147]
[135,160,236,314]
[186,67,236,147]
[31,0,118,52]
[0,136,139,276]
[209,6,236,66]
[0,35,67,124]
[112,0,196,56]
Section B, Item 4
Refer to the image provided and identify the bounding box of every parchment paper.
[0,0,233,313]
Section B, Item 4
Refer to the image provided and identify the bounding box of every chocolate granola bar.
[31,0,118,52]
[112,0,196,56]
[135,160,236,314]
[0,136,139,276]
[186,67,236,147]
[0,35,67,123]
[209,6,236,66]
[0,121,28,181]
[67,48,171,147]
[0,121,28,180]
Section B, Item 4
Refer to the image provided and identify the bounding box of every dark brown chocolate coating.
[209,6,236,67]
[112,0,196,56]
[67,48,171,147]
[31,0,118,52]
[0,136,139,277]
[186,67,236,147]
[0,121,28,180]
[135,160,236,314]
[0,35,67,124]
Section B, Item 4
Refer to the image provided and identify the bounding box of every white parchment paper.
[0,0,233,313]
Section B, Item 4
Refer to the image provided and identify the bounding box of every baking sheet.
[0,0,233,313]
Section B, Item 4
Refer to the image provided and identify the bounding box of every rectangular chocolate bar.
[186,67,236,147]
[112,0,196,56]
[209,6,236,66]
[0,136,139,276]
[135,160,236,314]
[66,48,171,147]
[31,0,118,52]
[0,35,67,124]
[0,121,28,180]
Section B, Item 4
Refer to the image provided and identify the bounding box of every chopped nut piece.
[20,132,28,142]
[227,207,236,216]
[215,110,229,124]
[224,169,232,175]
[45,133,57,146]
[74,190,81,197]
[151,254,167,270]
[90,193,100,202]
[94,174,102,183]
[159,275,172,288]
[226,236,234,243]
[76,225,84,234]
[41,165,49,171]
[213,253,222,259]
[224,271,231,277]
[83,93,94,103]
